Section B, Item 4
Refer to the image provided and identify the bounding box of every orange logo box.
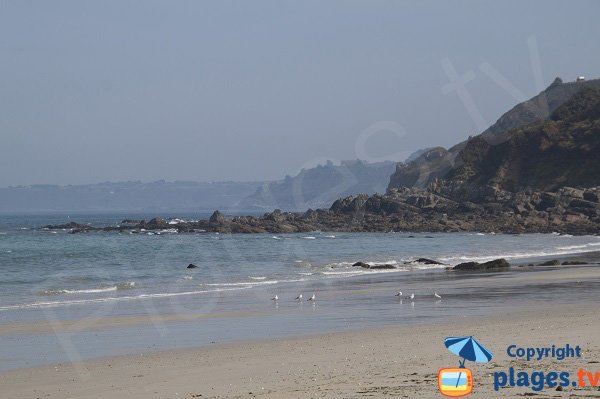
[438,368,473,397]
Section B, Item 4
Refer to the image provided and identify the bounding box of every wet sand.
[1,306,599,398]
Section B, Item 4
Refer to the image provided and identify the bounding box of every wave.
[302,236,316,239]
[38,282,136,296]
[1,286,252,311]
[202,280,279,287]
[438,245,600,264]
[249,276,267,280]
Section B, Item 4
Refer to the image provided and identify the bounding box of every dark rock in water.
[209,210,226,224]
[369,264,396,269]
[453,261,479,270]
[43,221,90,230]
[555,385,563,391]
[562,260,586,265]
[145,217,168,229]
[121,219,143,225]
[454,258,510,271]
[352,261,395,269]
[538,259,561,266]
[414,258,443,265]
[187,263,198,269]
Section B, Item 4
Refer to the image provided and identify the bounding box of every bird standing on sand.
[295,294,303,301]
[271,295,278,301]
[434,292,442,299]
[307,293,316,302]
[410,293,415,300]
[395,291,403,297]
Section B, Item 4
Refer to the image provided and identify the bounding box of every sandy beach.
[1,300,599,399]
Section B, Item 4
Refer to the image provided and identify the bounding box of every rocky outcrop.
[435,88,600,197]
[388,147,454,189]
[454,258,510,271]
[209,210,226,224]
[43,179,600,235]
[388,78,600,191]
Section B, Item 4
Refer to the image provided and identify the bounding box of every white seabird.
[295,294,303,301]
[410,293,415,300]
[395,291,403,297]
[307,293,316,302]
[434,292,442,299]
[271,294,278,301]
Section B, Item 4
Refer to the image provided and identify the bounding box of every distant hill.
[433,87,600,200]
[388,77,600,190]
[0,180,264,213]
[240,160,396,211]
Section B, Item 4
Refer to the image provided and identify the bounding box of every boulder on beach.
[353,261,370,268]
[453,258,510,271]
[187,263,198,269]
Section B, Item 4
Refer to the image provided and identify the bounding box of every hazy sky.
[1,0,599,186]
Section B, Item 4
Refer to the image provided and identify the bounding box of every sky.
[1,0,599,186]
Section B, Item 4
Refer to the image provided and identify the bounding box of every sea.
[1,212,599,370]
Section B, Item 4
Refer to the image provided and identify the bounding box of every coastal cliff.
[388,77,600,190]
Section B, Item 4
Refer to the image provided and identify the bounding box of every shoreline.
[1,303,599,398]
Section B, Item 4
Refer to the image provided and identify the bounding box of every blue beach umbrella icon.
[444,336,493,388]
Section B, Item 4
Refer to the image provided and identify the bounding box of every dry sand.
[1,303,599,399]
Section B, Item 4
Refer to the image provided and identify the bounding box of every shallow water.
[0,213,599,369]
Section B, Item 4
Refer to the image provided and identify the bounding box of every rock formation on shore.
[43,81,600,236]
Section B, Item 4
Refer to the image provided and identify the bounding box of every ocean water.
[1,213,600,369]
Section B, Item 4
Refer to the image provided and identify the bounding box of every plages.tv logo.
[438,336,493,397]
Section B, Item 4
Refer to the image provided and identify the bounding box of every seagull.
[271,294,278,301]
[410,293,415,300]
[395,291,403,297]
[434,292,442,299]
[307,293,316,302]
[295,294,303,301]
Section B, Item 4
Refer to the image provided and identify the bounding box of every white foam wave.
[1,287,252,311]
[249,276,267,280]
[203,280,279,287]
[39,282,136,296]
[302,236,316,239]
[438,244,600,264]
